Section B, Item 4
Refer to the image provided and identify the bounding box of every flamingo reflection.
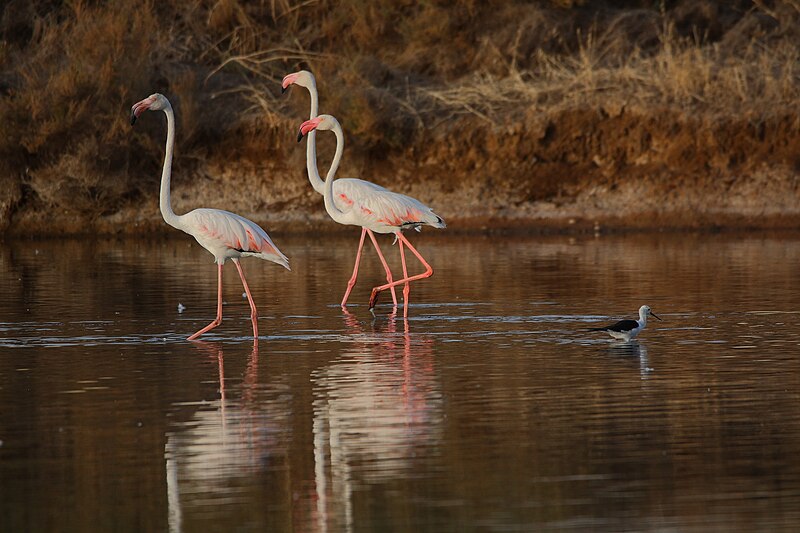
[165,340,290,532]
[311,311,441,532]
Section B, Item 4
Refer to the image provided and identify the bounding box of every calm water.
[2,231,800,532]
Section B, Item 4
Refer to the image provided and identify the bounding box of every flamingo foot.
[368,287,381,310]
[188,317,222,341]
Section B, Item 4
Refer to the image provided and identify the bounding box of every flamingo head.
[130,93,170,125]
[297,114,336,142]
[282,70,315,93]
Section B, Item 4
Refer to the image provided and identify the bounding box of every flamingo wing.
[184,208,290,269]
[331,178,387,211]
[334,178,445,230]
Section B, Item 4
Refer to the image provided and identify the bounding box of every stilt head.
[639,305,661,321]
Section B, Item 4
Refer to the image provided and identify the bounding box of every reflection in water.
[166,441,181,533]
[312,311,441,532]
[165,340,283,532]
[604,341,652,381]
[5,234,800,531]
[161,315,442,533]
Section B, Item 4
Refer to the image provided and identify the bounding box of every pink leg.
[189,263,224,341]
[366,230,398,307]
[233,258,259,339]
[369,232,433,310]
[399,238,410,317]
[341,228,367,307]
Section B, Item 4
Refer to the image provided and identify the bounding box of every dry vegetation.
[0,0,799,234]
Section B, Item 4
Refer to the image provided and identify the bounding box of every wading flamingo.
[284,71,444,314]
[282,70,399,307]
[297,114,443,315]
[131,93,289,340]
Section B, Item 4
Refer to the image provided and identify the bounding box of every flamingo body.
[131,93,288,340]
[179,208,289,268]
[298,114,441,314]
[285,70,444,313]
[283,70,445,235]
[326,178,445,234]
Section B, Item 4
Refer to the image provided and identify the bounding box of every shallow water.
[2,231,800,531]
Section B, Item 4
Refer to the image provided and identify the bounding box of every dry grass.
[1,2,184,217]
[419,10,800,124]
[1,0,798,229]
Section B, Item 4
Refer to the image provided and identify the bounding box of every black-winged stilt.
[589,305,661,342]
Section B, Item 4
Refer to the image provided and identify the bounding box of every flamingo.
[281,70,400,307]
[297,114,444,315]
[284,71,445,314]
[130,93,289,341]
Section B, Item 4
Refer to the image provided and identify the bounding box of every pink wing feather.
[332,178,445,230]
[184,208,290,269]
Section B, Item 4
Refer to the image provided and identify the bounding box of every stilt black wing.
[603,319,639,333]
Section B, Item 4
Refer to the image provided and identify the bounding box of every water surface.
[2,231,800,531]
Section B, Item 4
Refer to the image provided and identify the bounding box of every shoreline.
[5,211,800,239]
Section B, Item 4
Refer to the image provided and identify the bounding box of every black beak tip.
[130,113,137,126]
[297,131,304,143]
[281,86,287,94]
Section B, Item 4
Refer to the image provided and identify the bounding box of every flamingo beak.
[282,73,298,94]
[297,117,322,142]
[130,98,151,126]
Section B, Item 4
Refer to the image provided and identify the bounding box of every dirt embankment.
[23,105,795,236]
[410,106,800,231]
[1,1,799,235]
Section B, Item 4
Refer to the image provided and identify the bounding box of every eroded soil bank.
[2,1,799,235]
[7,105,799,236]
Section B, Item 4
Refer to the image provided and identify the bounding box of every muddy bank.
[2,1,799,236]
[6,106,800,236]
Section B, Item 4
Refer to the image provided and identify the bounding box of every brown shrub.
[2,2,169,216]
[1,0,798,232]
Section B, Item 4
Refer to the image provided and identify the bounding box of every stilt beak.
[650,312,662,321]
